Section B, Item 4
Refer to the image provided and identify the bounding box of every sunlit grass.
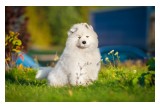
[5,61,155,102]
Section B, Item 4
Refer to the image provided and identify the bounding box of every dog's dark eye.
[86,36,89,38]
[78,36,81,39]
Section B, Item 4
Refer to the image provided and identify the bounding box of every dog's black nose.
[82,41,86,44]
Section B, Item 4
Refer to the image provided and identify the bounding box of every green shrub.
[5,31,24,69]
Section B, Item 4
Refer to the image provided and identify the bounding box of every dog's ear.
[84,23,93,30]
[89,25,93,30]
[84,23,90,29]
[67,28,78,36]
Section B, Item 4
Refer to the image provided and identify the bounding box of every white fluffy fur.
[36,23,101,87]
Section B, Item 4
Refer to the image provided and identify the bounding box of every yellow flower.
[17,64,24,70]
[68,90,73,96]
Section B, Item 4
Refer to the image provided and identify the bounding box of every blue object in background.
[90,6,154,50]
[16,52,39,68]
[90,6,155,61]
[100,45,147,63]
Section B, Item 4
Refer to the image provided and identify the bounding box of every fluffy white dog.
[36,23,101,86]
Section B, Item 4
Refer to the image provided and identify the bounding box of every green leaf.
[9,37,14,42]
[5,35,10,41]
[12,49,21,53]
[132,77,139,86]
[12,39,22,46]
[146,58,155,71]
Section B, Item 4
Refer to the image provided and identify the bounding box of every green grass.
[5,62,155,102]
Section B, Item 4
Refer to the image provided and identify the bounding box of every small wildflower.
[111,50,114,53]
[17,64,24,70]
[53,52,59,61]
[108,50,114,55]
[105,57,109,61]
[114,52,118,56]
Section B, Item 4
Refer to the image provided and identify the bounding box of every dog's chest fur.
[63,48,100,75]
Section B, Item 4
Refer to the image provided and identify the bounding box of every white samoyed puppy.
[36,23,101,87]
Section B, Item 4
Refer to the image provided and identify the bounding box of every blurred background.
[5,6,155,67]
